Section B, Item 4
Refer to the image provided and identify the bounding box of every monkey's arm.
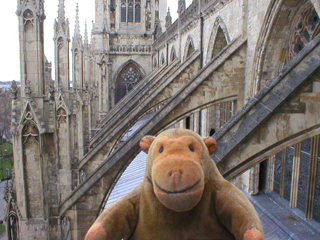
[215,182,264,240]
[85,189,140,240]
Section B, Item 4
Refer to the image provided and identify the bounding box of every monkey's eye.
[159,146,164,153]
[189,145,195,152]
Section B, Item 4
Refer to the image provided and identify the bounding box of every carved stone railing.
[110,44,152,53]
[153,0,223,50]
[153,0,200,50]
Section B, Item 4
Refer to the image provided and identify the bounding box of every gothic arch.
[160,52,165,65]
[250,0,320,96]
[7,211,19,240]
[153,56,158,68]
[184,35,195,61]
[57,36,64,47]
[170,46,177,62]
[23,9,35,25]
[206,17,230,64]
[57,107,68,124]
[121,0,141,23]
[114,60,145,103]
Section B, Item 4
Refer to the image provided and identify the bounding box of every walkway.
[104,115,320,239]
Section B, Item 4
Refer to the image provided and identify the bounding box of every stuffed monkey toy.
[85,129,264,240]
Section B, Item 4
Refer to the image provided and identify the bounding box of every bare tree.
[0,88,12,141]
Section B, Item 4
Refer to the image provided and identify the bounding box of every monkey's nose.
[169,170,183,177]
[169,170,183,190]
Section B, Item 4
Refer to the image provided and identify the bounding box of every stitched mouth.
[154,179,201,194]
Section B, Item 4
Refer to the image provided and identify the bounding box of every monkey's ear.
[203,137,218,154]
[140,135,156,153]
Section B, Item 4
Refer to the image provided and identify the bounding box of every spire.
[58,0,66,22]
[165,7,172,29]
[92,20,95,33]
[84,19,89,47]
[178,0,186,15]
[74,3,81,37]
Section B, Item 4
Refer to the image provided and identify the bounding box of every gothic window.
[170,47,177,62]
[218,100,235,128]
[153,56,158,68]
[121,2,126,22]
[290,7,320,58]
[57,107,67,123]
[135,1,141,23]
[23,9,34,25]
[185,37,195,59]
[211,26,228,59]
[160,53,165,65]
[57,37,64,48]
[264,135,320,222]
[8,213,18,240]
[61,217,71,240]
[128,2,134,22]
[115,63,143,103]
[120,0,141,24]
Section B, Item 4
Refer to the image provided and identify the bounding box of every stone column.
[266,155,276,192]
[193,111,200,134]
[280,150,287,198]
[200,109,208,137]
[290,142,301,208]
[248,164,260,195]
[306,135,319,219]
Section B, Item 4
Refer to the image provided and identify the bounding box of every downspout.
[166,42,169,66]
[199,0,204,68]
[200,11,204,68]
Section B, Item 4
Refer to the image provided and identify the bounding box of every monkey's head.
[140,129,218,212]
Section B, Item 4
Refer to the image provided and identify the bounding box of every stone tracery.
[290,6,320,58]
[115,62,143,103]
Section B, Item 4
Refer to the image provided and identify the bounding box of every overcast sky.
[0,1,192,83]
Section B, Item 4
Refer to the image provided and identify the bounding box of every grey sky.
[0,1,191,83]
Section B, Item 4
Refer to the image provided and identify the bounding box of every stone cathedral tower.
[5,0,167,239]
[7,0,59,239]
[91,0,167,115]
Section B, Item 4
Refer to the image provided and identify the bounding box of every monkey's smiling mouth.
[154,179,201,194]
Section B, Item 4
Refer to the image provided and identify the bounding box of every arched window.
[115,63,143,103]
[211,26,228,59]
[170,47,177,62]
[153,56,158,68]
[120,0,141,24]
[160,53,165,65]
[186,39,195,59]
[135,1,141,23]
[121,1,126,23]
[8,212,19,240]
[128,2,134,23]
[290,7,320,58]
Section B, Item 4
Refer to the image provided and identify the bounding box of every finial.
[84,19,89,46]
[166,7,172,29]
[178,0,186,15]
[74,3,80,37]
[58,0,66,22]
[49,82,55,100]
[92,20,95,33]
[10,80,18,100]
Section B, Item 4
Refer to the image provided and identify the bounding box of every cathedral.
[4,0,320,239]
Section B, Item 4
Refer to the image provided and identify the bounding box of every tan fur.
[85,129,264,240]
